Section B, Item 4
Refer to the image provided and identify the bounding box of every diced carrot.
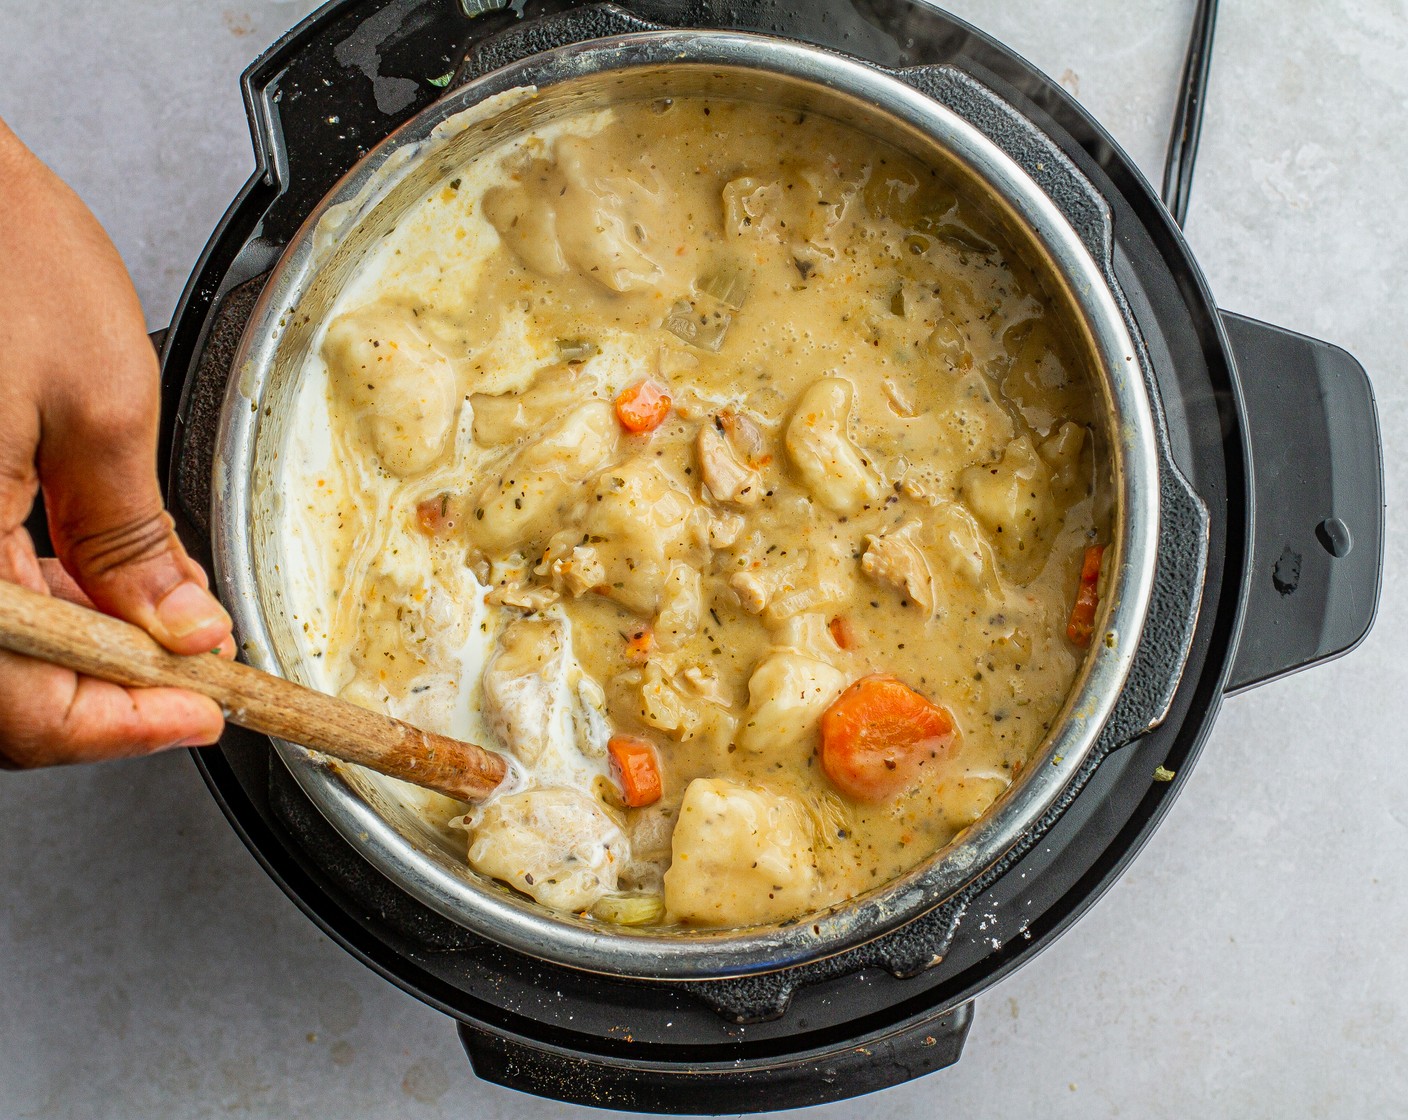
[624,625,655,664]
[615,379,672,433]
[608,735,663,807]
[1066,544,1105,647]
[819,674,956,803]
[415,493,455,536]
[828,615,856,650]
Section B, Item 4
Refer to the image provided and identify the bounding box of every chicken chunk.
[728,543,854,624]
[468,789,627,912]
[663,779,818,926]
[785,378,884,515]
[322,304,459,477]
[737,651,847,755]
[861,520,937,616]
[697,410,767,507]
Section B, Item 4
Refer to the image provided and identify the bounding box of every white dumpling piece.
[322,304,459,477]
[468,789,627,912]
[958,434,1058,580]
[784,377,884,515]
[465,400,620,555]
[480,616,610,790]
[663,778,818,926]
[736,651,847,755]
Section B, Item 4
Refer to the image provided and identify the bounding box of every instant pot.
[156,0,1384,1110]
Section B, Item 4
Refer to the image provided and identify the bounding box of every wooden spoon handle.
[0,579,507,802]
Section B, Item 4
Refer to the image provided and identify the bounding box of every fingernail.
[155,581,232,640]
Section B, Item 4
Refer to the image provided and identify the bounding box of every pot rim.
[212,28,1160,980]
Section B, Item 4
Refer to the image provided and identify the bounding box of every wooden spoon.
[0,579,507,801]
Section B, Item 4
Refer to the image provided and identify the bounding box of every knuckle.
[63,504,177,580]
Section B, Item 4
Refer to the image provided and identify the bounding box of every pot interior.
[219,32,1154,979]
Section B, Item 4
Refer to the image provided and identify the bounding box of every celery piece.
[663,300,731,352]
[591,893,666,926]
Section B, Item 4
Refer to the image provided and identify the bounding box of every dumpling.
[784,378,884,515]
[322,303,459,476]
[736,651,847,755]
[465,400,620,556]
[958,434,1058,582]
[468,789,627,912]
[663,779,818,926]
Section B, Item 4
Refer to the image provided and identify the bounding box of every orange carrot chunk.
[415,494,455,536]
[608,735,663,807]
[624,625,655,664]
[828,615,856,650]
[819,674,956,804]
[615,379,672,433]
[1066,544,1106,647]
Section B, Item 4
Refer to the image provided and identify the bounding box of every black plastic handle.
[1222,311,1384,694]
[457,1001,973,1114]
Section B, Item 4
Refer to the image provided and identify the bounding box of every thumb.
[40,393,233,657]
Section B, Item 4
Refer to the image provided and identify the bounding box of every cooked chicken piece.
[959,434,1058,581]
[862,520,936,616]
[697,422,763,507]
[729,570,769,614]
[681,665,731,706]
[696,509,745,550]
[785,378,884,515]
[485,583,560,611]
[729,542,853,624]
[637,660,703,740]
[737,650,847,754]
[541,544,606,598]
[468,788,627,912]
[481,618,610,785]
[465,401,620,555]
[619,804,676,894]
[323,304,458,477]
[663,778,818,926]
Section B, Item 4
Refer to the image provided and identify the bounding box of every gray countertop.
[2,2,1403,1117]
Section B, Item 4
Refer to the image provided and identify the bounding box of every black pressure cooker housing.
[158,0,1383,1111]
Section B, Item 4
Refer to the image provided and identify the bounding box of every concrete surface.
[1,1,1403,1117]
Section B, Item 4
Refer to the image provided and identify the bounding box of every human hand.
[0,118,233,768]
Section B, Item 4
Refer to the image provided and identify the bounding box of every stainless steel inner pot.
[213,30,1160,980]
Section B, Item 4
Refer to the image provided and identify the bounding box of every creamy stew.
[283,96,1109,930]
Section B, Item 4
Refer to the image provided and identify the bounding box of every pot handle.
[1221,311,1384,694]
[455,1001,972,1112]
